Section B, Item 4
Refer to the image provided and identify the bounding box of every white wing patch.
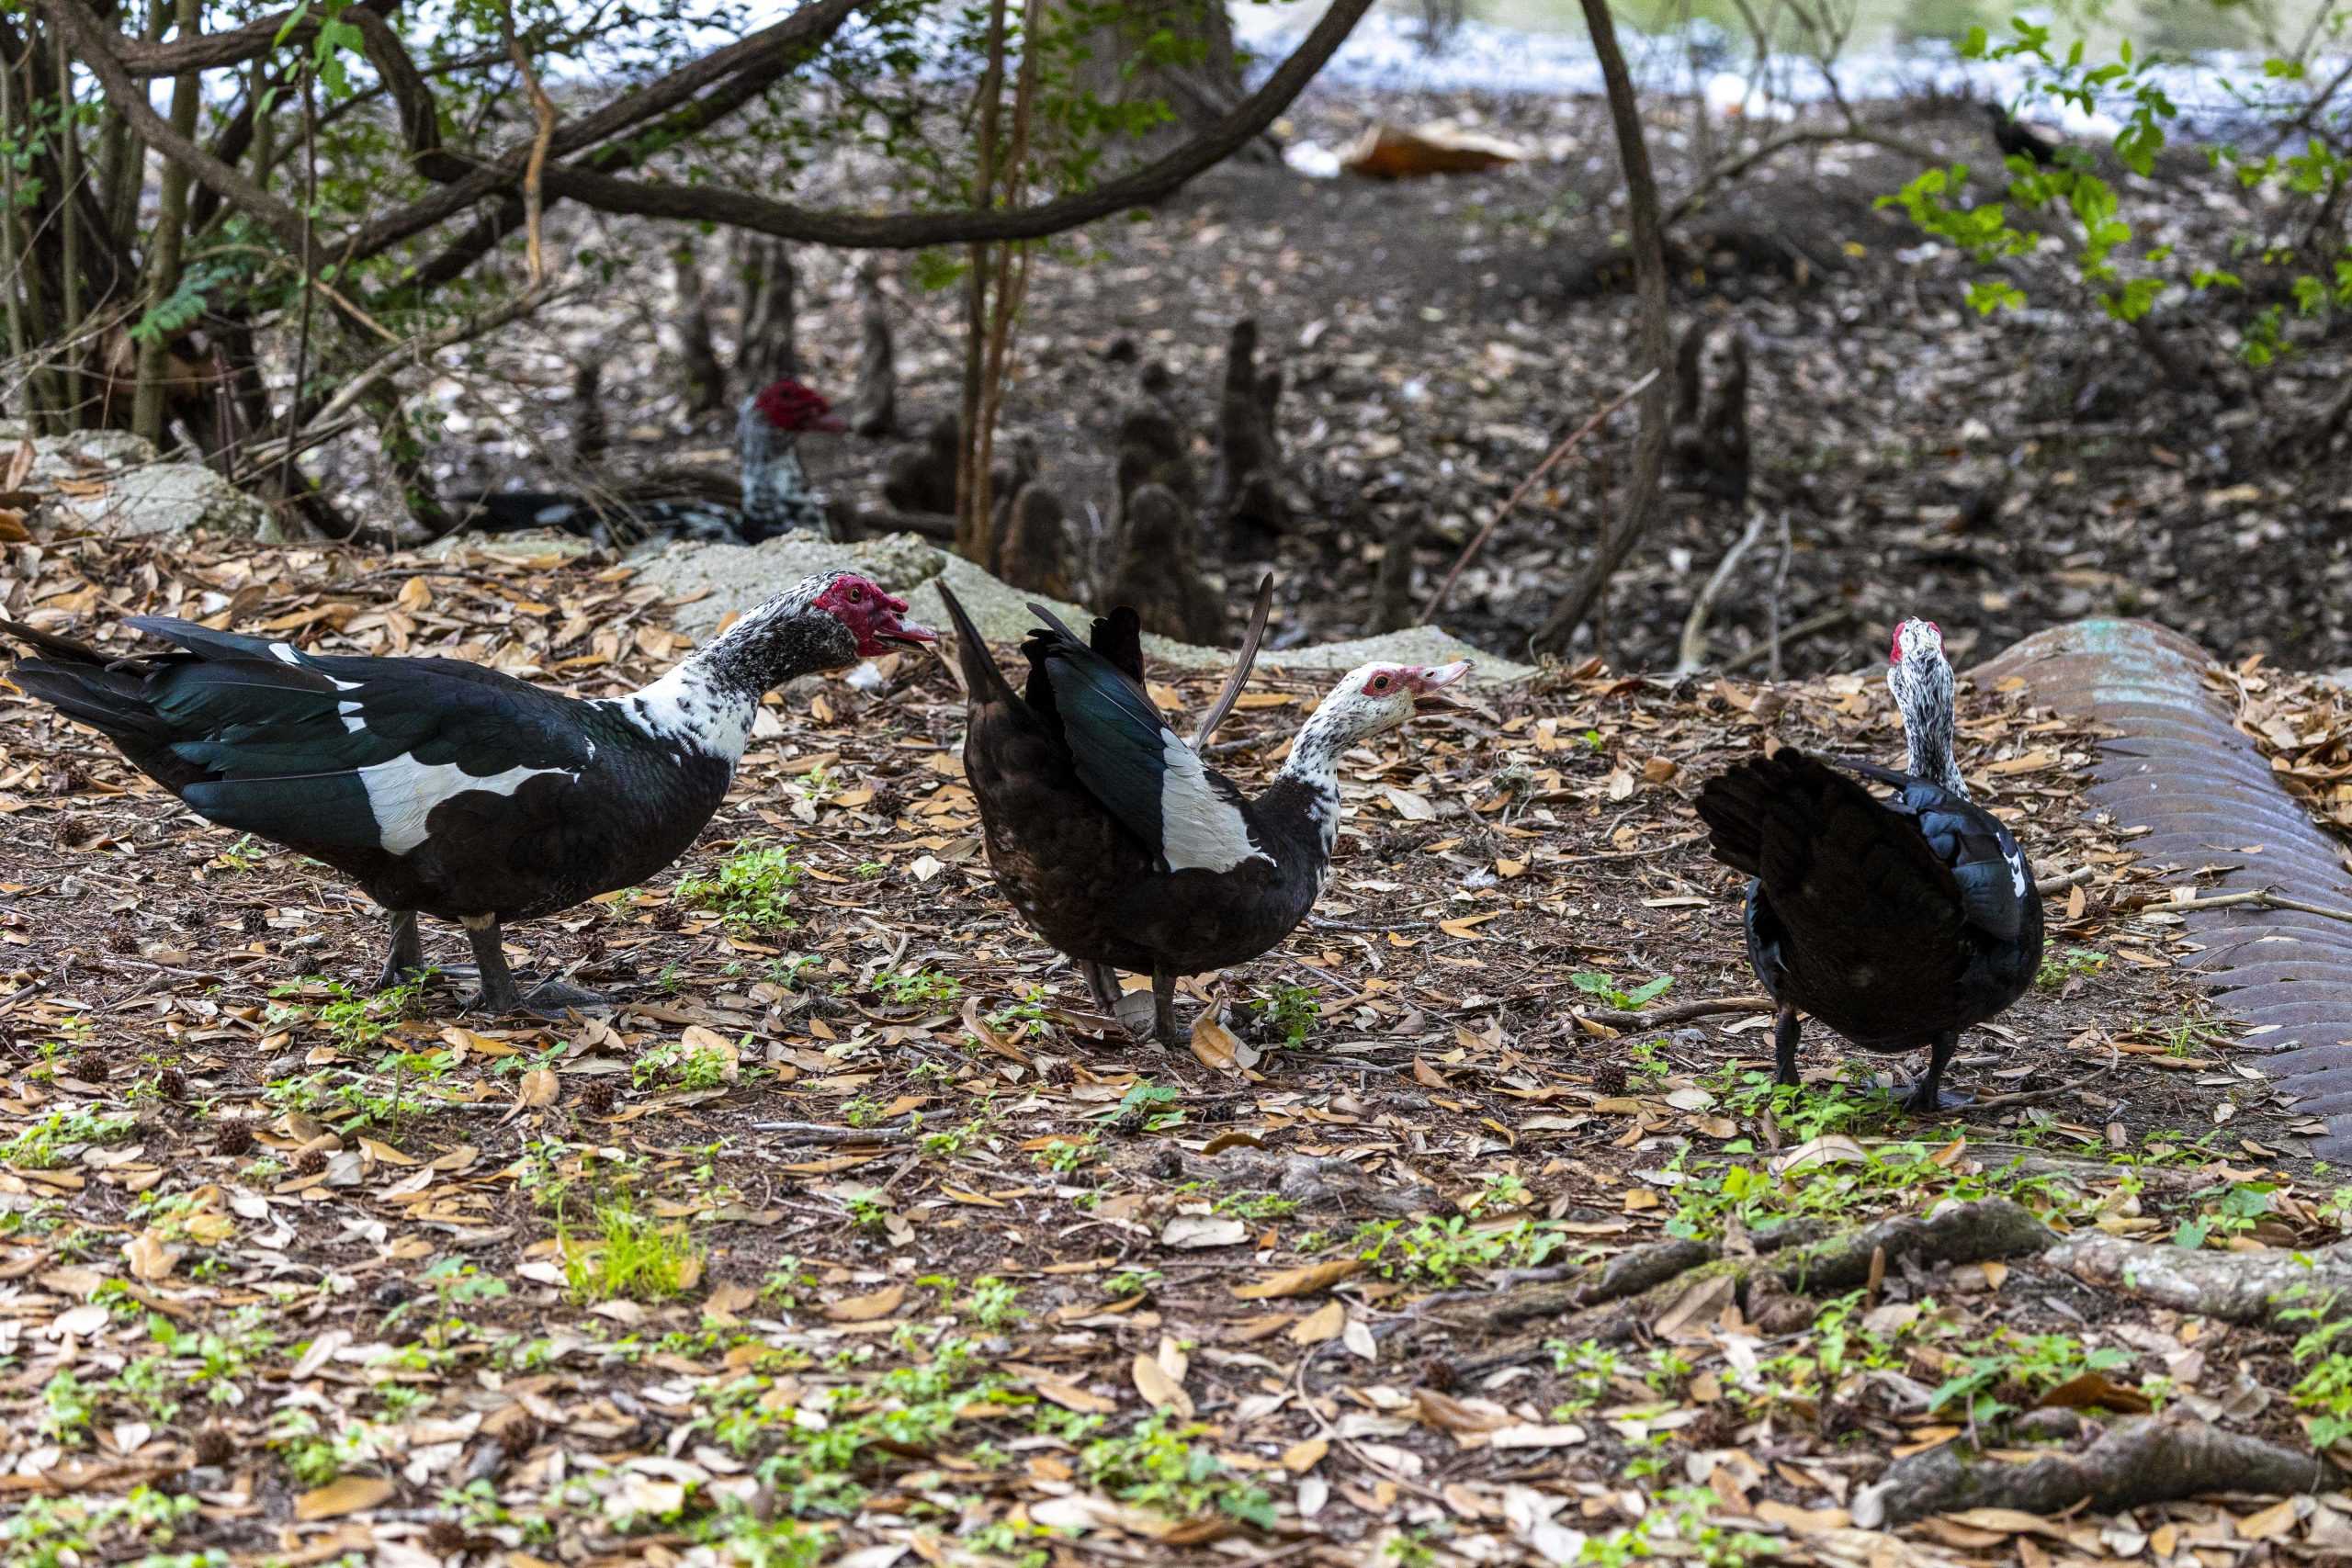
[359,755,575,855]
[2005,845,2028,897]
[1157,730,1270,874]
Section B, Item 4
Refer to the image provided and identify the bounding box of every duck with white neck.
[940,584,1469,1045]
[1694,618,2045,1114]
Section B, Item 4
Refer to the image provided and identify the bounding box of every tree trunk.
[1067,1,1267,166]
[737,237,797,393]
[672,244,727,415]
[1530,0,1675,655]
[131,0,200,446]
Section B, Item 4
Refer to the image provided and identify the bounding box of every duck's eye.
[849,586,865,603]
[1368,674,1392,694]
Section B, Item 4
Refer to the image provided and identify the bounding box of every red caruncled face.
[813,574,935,657]
[1891,619,1943,665]
[754,378,848,434]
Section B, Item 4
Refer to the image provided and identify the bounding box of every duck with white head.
[1694,616,2044,1114]
[939,584,1468,1045]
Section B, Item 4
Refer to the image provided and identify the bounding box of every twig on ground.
[1578,993,1773,1029]
[1675,507,1772,674]
[2130,885,2352,924]
[2036,866,2094,897]
[748,1121,914,1145]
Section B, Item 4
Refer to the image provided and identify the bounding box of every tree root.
[1772,1198,2054,1295]
[1852,1415,2347,1528]
[2046,1233,2352,1324]
[1422,1201,2052,1372]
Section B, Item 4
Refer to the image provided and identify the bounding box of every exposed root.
[1852,1416,2347,1528]
[1770,1198,2054,1295]
[1422,1200,2052,1372]
[2047,1233,2352,1324]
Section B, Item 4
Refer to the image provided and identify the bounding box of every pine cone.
[1589,1063,1630,1097]
[68,1051,108,1084]
[578,1078,617,1117]
[1417,1355,1459,1393]
[155,1066,187,1101]
[651,902,686,931]
[240,908,268,937]
[45,763,85,796]
[212,1122,254,1157]
[190,1426,235,1469]
[106,927,139,955]
[292,1145,329,1178]
[420,1519,469,1557]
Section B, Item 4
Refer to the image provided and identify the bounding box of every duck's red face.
[754,378,847,434]
[813,573,934,657]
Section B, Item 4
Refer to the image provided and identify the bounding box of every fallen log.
[2046,1233,2352,1325]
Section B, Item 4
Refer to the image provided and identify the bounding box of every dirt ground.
[5,524,2350,1564]
[370,82,2352,683]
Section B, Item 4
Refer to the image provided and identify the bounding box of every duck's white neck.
[1895,661,1968,798]
[1277,707,1357,855]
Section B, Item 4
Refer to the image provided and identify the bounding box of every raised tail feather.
[1700,750,1969,982]
[935,584,1021,711]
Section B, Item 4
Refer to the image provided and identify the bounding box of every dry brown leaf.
[824,1281,907,1322]
[294,1475,396,1521]
[1231,1258,1361,1300]
[1131,1351,1193,1417]
[1289,1298,1346,1344]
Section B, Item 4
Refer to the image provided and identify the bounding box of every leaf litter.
[3,528,2350,1563]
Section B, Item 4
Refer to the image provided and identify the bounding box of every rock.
[625,525,1529,682]
[18,430,277,539]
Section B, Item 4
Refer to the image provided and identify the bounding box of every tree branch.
[40,0,308,255]
[365,0,1374,254]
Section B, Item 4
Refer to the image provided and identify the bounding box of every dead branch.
[1853,1416,2347,1529]
[1675,508,1771,673]
[1419,367,1657,622]
[1724,605,1856,674]
[2128,885,2352,925]
[1577,993,1773,1029]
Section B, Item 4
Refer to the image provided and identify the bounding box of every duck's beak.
[1411,659,1473,712]
[876,590,936,647]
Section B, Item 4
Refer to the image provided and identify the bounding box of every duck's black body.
[6,570,925,1015]
[943,589,1334,1042]
[1696,749,2044,1112]
[464,379,838,547]
[8,618,732,920]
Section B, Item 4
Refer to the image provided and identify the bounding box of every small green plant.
[2036,946,2108,990]
[1102,1080,1183,1133]
[215,834,266,873]
[39,1370,96,1446]
[2,1109,137,1169]
[676,846,800,932]
[1929,1330,2134,1426]
[872,966,962,1008]
[1079,1415,1274,1527]
[1351,1217,1566,1287]
[1245,984,1321,1046]
[561,1200,702,1303]
[633,1038,733,1091]
[2174,1180,2276,1249]
[1572,971,1673,1011]
[1105,1268,1162,1299]
[267,975,427,1050]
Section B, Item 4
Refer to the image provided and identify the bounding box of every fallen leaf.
[1232,1258,1361,1299]
[824,1282,907,1323]
[1132,1351,1193,1416]
[294,1475,396,1521]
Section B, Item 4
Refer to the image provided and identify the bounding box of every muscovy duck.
[4,570,931,1015]
[940,583,1465,1044]
[1987,102,2062,167]
[1694,618,2043,1113]
[465,378,843,547]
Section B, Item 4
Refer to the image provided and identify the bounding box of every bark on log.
[571,361,607,463]
[1852,1416,2348,1528]
[1772,1198,2054,1295]
[1213,317,1287,544]
[2047,1234,2352,1324]
[738,237,797,391]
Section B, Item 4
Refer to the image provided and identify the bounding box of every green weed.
[676,847,800,932]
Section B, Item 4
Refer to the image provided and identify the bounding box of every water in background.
[1231,0,2338,138]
